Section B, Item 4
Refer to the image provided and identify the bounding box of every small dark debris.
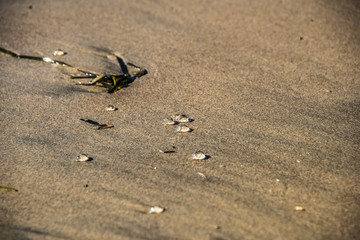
[80,118,114,130]
[163,150,176,153]
[29,5,33,9]
[84,184,89,188]
[299,37,304,40]
[97,125,114,130]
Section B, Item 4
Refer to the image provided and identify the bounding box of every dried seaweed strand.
[0,46,147,93]
[0,186,18,192]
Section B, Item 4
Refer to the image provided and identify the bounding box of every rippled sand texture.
[1,0,359,239]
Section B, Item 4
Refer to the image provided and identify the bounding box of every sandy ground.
[0,0,359,239]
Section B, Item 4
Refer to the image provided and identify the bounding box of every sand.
[0,0,359,239]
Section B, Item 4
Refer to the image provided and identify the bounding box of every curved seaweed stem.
[0,47,147,93]
[0,47,98,77]
[0,186,18,192]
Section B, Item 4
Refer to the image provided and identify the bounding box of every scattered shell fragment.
[43,57,53,63]
[149,206,165,214]
[162,117,176,125]
[295,206,305,211]
[192,151,207,160]
[176,125,191,133]
[172,114,192,123]
[197,172,207,180]
[53,49,66,56]
[105,105,117,111]
[76,154,90,162]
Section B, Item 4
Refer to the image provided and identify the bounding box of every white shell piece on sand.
[105,105,116,111]
[76,154,90,162]
[42,57,53,63]
[53,49,66,56]
[149,206,165,214]
[295,206,305,211]
[172,114,191,123]
[197,172,207,180]
[163,117,176,125]
[176,125,191,132]
[192,151,206,160]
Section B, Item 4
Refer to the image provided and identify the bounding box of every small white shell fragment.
[162,117,176,125]
[192,151,206,160]
[105,105,116,111]
[172,114,191,123]
[53,49,66,56]
[43,57,53,63]
[295,206,305,211]
[149,206,165,214]
[176,125,191,133]
[276,179,280,182]
[76,154,90,162]
[197,172,207,180]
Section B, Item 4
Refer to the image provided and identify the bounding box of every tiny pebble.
[176,125,191,133]
[192,151,207,160]
[295,206,305,211]
[105,105,116,111]
[214,225,221,230]
[149,206,165,214]
[276,179,280,182]
[53,49,66,56]
[76,154,90,162]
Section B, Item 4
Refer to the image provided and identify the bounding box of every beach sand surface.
[0,0,359,239]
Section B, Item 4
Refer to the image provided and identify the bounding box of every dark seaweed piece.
[116,56,130,76]
[80,118,114,130]
[80,118,103,126]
